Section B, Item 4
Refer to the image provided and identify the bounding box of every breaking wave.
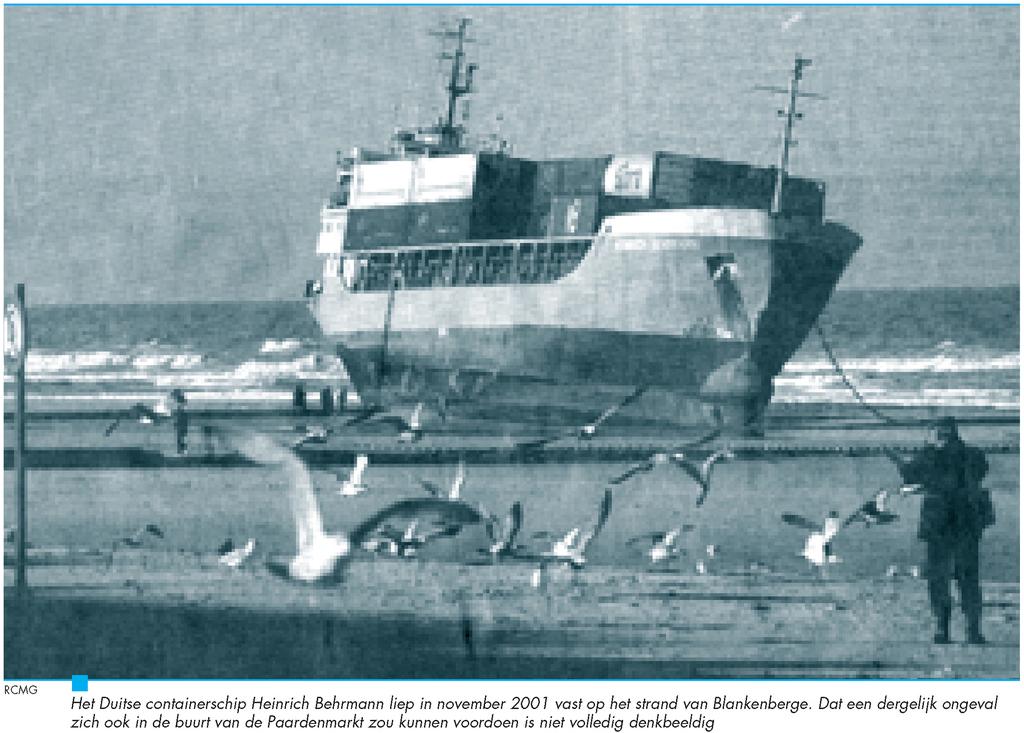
[259,338,304,355]
[783,352,1019,375]
[13,344,346,393]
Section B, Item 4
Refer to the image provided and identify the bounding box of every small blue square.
[72,675,88,692]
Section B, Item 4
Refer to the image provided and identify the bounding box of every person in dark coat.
[894,417,994,644]
[170,388,189,455]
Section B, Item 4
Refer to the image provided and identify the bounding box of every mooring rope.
[813,320,901,426]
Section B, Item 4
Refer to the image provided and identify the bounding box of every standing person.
[893,417,994,644]
[170,388,189,455]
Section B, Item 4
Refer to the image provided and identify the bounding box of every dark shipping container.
[345,206,411,249]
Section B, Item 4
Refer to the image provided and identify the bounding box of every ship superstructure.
[307,21,860,432]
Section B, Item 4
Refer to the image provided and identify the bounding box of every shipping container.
[349,159,416,209]
[652,153,824,219]
[559,157,610,195]
[345,206,411,249]
[526,158,608,237]
[343,150,824,252]
[534,157,610,197]
[410,154,477,204]
[348,154,540,248]
[408,200,473,244]
[470,154,532,239]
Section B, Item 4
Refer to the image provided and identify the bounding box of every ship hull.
[311,209,860,429]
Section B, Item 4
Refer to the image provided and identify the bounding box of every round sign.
[4,302,25,368]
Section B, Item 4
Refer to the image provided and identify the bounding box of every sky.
[3,4,1019,304]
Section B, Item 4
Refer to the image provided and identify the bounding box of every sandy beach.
[3,413,1019,680]
[4,553,1018,679]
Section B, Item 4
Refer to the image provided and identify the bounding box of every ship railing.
[346,235,596,292]
[345,234,595,256]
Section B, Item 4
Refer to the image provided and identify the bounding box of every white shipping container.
[350,159,415,208]
[411,154,478,204]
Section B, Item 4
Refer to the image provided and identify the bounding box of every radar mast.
[756,56,824,215]
[431,17,477,151]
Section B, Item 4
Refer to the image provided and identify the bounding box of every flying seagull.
[843,488,901,528]
[420,460,465,500]
[212,429,487,583]
[783,511,842,567]
[627,524,695,564]
[103,401,173,437]
[514,386,647,451]
[217,429,353,583]
[116,523,165,548]
[483,501,524,559]
[611,443,733,506]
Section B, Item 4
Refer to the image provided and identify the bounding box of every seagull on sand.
[293,424,333,449]
[627,524,696,564]
[514,386,647,451]
[611,442,733,507]
[352,497,487,558]
[360,520,427,558]
[341,401,436,442]
[335,454,370,497]
[695,545,719,575]
[529,489,613,588]
[217,538,256,568]
[782,511,842,567]
[362,402,426,443]
[420,460,465,501]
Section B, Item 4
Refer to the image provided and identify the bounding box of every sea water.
[6,287,1018,412]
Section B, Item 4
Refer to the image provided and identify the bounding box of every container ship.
[305,21,861,432]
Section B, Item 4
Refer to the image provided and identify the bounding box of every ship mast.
[766,55,818,216]
[431,18,477,151]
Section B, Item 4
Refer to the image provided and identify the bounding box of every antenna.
[756,55,823,216]
[429,17,476,150]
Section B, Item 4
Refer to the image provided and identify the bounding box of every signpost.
[5,284,28,593]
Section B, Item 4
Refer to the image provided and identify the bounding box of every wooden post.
[14,283,28,594]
